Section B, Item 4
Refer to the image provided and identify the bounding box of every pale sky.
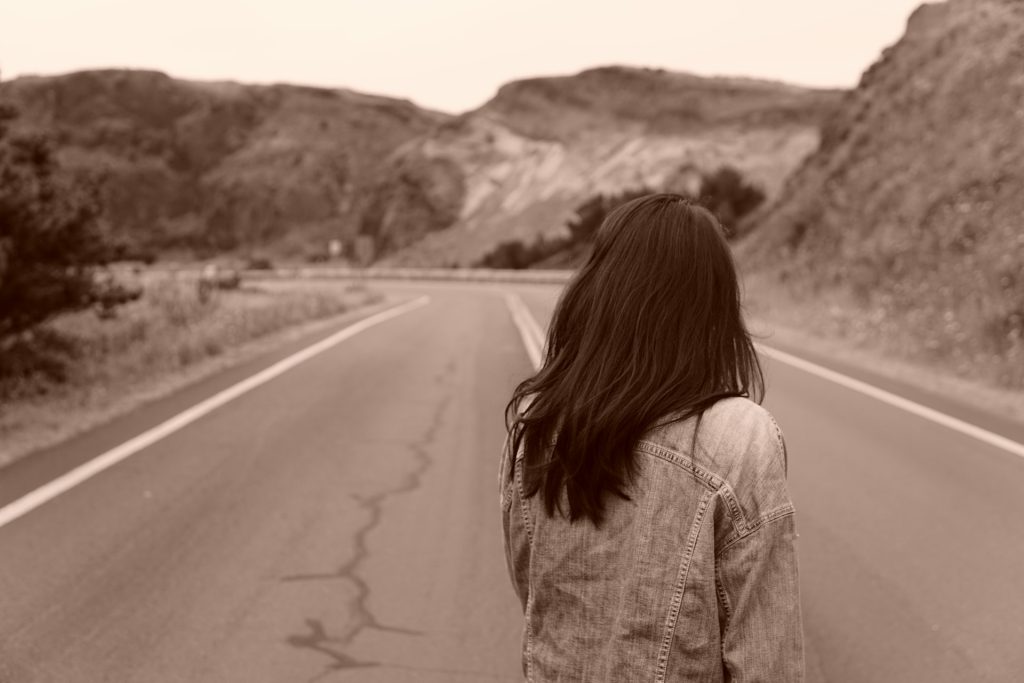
[1,0,932,113]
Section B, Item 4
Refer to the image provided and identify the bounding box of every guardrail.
[240,266,575,285]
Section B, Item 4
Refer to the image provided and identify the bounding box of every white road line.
[504,293,543,370]
[758,344,1024,459]
[522,301,547,357]
[504,292,1024,460]
[0,296,431,529]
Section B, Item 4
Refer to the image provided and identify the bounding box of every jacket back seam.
[655,488,714,682]
[637,440,750,535]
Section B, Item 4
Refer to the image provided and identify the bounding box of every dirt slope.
[740,0,1024,386]
[376,66,839,265]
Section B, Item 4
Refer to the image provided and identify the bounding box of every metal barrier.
[240,266,575,285]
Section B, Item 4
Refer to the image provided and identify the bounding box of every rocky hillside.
[740,0,1024,385]
[1,66,838,264]
[0,69,450,257]
[374,67,839,266]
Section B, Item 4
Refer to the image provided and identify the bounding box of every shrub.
[476,234,570,270]
[478,240,531,270]
[0,102,129,379]
[566,187,653,244]
[245,256,275,271]
[697,166,766,237]
[475,167,763,270]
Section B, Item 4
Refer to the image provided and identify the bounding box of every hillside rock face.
[0,69,449,257]
[741,0,1024,383]
[1,66,836,263]
[376,67,838,265]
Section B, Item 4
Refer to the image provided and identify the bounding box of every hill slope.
[1,67,838,264]
[375,66,839,265]
[0,70,451,257]
[740,0,1024,386]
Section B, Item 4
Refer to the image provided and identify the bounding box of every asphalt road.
[2,282,1024,682]
[518,287,1024,683]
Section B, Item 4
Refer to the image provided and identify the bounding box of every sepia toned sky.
[1,0,933,112]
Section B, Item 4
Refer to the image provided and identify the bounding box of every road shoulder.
[0,292,413,507]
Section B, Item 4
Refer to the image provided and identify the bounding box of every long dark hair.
[506,193,764,526]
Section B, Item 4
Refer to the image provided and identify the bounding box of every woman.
[500,194,804,681]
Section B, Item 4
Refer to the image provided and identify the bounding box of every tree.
[698,166,766,237]
[475,167,766,271]
[566,187,653,244]
[0,101,128,366]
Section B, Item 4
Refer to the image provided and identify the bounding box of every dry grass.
[742,269,1024,423]
[0,275,382,466]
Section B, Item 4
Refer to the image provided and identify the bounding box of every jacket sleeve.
[500,436,531,611]
[716,511,805,682]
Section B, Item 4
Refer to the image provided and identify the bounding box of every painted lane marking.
[522,299,547,359]
[757,344,1024,460]
[505,291,1024,460]
[0,296,431,529]
[504,293,543,370]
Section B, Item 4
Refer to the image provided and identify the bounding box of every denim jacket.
[500,397,805,682]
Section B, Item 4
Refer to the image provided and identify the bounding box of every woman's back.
[501,397,803,681]
[501,194,804,680]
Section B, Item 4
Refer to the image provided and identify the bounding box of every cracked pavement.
[0,287,529,682]
[7,281,1023,682]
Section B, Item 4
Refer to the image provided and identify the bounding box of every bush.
[245,256,274,271]
[698,166,765,237]
[0,327,80,396]
[566,187,653,244]
[110,242,158,265]
[475,167,764,270]
[0,102,128,378]
[92,271,143,320]
[478,240,531,269]
[476,234,570,270]
[564,169,764,241]
[197,265,242,303]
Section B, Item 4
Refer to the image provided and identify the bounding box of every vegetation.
[0,278,379,464]
[475,166,764,269]
[697,166,765,237]
[477,234,572,270]
[742,268,1024,396]
[0,69,448,261]
[565,187,655,244]
[739,0,1024,390]
[0,102,138,384]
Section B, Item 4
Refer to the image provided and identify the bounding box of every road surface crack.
[283,365,455,676]
[285,618,377,678]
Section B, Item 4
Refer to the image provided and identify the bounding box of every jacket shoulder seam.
[637,440,750,533]
[636,439,722,492]
[716,504,795,556]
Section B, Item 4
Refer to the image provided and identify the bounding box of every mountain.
[739,0,1024,385]
[0,69,450,257]
[372,66,840,266]
[0,66,838,263]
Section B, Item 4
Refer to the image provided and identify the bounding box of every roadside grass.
[743,269,1024,423]
[0,276,383,467]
